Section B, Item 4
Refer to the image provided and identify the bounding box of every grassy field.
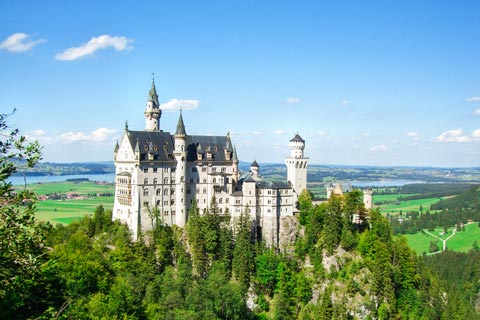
[402,224,480,254]
[21,181,115,225]
[376,197,443,215]
[23,181,114,196]
[35,196,114,225]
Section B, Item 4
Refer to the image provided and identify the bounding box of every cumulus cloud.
[251,131,263,136]
[0,33,45,52]
[59,128,118,144]
[370,145,389,152]
[406,131,422,141]
[160,98,200,111]
[465,96,480,102]
[340,99,349,106]
[435,128,480,143]
[273,129,286,135]
[284,97,300,104]
[474,109,480,116]
[55,35,133,61]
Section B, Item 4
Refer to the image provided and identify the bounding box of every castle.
[112,80,372,247]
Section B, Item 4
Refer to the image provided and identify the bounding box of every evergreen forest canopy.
[1,111,480,319]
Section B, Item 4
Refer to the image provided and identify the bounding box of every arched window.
[144,189,149,196]
[144,178,148,185]
[164,177,168,184]
[164,189,168,196]
[219,198,223,204]
[153,178,158,185]
[156,189,161,196]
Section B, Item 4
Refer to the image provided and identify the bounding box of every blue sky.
[1,1,479,167]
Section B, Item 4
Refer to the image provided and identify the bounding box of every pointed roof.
[114,140,119,153]
[147,79,159,106]
[175,111,186,136]
[251,160,259,168]
[290,133,305,143]
[134,138,140,153]
[232,146,238,162]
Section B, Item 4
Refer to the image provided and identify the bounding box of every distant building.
[326,183,373,223]
[112,80,308,247]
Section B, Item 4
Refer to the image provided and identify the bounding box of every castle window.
[153,167,158,173]
[202,167,207,172]
[221,167,226,172]
[190,178,193,183]
[220,208,223,213]
[144,189,149,196]
[144,178,148,185]
[226,198,229,204]
[164,189,168,196]
[213,178,216,183]
[144,201,149,206]
[203,188,206,194]
[157,189,161,196]
[171,200,175,205]
[203,178,207,183]
[164,177,168,184]
[187,188,191,194]
[153,178,158,185]
[143,167,148,173]
[156,200,161,206]
[212,167,217,172]
[164,201,168,206]
[219,198,223,204]
[171,188,175,195]
[192,167,197,172]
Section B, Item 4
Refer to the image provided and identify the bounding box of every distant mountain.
[13,161,115,176]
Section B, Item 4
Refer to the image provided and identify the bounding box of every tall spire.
[232,145,238,162]
[147,78,159,106]
[175,110,186,136]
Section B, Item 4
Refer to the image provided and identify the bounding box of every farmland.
[19,181,115,225]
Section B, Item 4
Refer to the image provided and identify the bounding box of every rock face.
[279,215,298,250]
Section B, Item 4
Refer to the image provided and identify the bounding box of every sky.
[1,0,479,167]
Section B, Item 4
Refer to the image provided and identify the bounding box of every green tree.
[0,110,44,318]
[233,207,255,287]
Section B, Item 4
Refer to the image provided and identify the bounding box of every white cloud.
[284,97,300,104]
[370,145,389,152]
[161,98,200,111]
[435,128,480,143]
[340,99,349,106]
[252,131,263,136]
[474,109,480,116]
[59,128,118,144]
[315,130,327,137]
[55,35,133,61]
[0,33,45,52]
[406,131,422,141]
[273,129,286,135]
[465,96,480,102]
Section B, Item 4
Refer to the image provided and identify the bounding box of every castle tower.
[144,79,161,131]
[174,111,188,227]
[326,183,335,199]
[363,188,373,210]
[285,133,309,195]
[232,145,239,182]
[250,160,259,179]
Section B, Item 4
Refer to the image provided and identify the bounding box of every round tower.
[144,79,161,131]
[285,133,309,196]
[174,111,188,227]
[363,188,373,210]
[326,183,335,199]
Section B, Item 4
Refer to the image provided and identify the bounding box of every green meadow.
[25,181,114,196]
[402,223,480,254]
[376,196,443,215]
[24,181,115,225]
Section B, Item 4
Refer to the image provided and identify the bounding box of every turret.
[326,183,334,199]
[174,111,187,227]
[250,160,259,178]
[114,140,119,160]
[285,133,309,198]
[363,188,373,210]
[232,145,239,181]
[144,79,161,131]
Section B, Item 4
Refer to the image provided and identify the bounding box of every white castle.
[112,80,309,247]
